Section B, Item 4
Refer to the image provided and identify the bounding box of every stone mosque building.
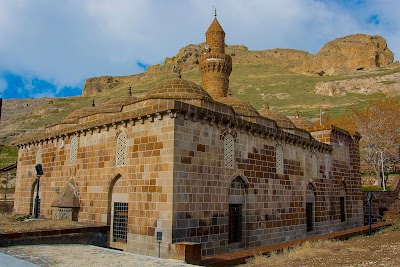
[14,17,364,258]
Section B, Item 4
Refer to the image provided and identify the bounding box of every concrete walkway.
[201,222,391,267]
[0,252,40,267]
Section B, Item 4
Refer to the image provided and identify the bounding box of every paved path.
[0,245,196,267]
[0,252,40,267]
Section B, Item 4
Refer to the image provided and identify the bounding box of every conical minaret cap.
[207,18,225,34]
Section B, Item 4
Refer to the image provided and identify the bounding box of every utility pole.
[319,109,324,126]
[34,164,43,218]
[380,151,386,191]
[4,171,8,201]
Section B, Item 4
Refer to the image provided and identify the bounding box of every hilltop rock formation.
[82,76,120,96]
[308,34,395,76]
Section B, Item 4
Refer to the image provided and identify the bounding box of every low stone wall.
[363,176,400,225]
[0,226,109,247]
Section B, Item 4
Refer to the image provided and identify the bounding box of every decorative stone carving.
[51,181,80,221]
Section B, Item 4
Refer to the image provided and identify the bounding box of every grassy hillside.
[106,63,399,118]
[0,146,17,169]
[1,63,399,147]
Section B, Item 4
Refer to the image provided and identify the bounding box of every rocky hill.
[1,34,399,145]
[83,34,396,96]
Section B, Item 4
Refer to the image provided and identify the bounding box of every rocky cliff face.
[0,98,56,143]
[315,72,400,97]
[83,34,396,96]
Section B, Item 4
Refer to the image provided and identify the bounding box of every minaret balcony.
[200,52,232,65]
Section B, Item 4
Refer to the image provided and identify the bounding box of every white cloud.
[0,0,399,97]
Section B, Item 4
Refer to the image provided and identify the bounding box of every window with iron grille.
[113,202,128,242]
[69,136,78,166]
[229,204,242,243]
[340,197,346,222]
[306,202,313,231]
[116,131,127,166]
[224,133,234,168]
[276,145,284,174]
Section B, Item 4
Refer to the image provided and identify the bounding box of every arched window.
[69,136,78,166]
[116,131,127,166]
[224,133,235,169]
[324,154,331,179]
[311,152,318,178]
[36,147,42,165]
[276,144,284,174]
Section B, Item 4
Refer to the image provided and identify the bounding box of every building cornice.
[15,99,332,153]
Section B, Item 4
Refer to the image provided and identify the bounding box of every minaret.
[199,14,232,99]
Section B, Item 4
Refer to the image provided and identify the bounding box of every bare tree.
[353,99,400,188]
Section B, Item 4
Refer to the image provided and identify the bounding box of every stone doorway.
[306,183,315,232]
[229,204,242,243]
[228,176,248,250]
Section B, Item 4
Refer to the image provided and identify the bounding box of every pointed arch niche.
[108,174,129,250]
[305,183,316,232]
[228,176,248,245]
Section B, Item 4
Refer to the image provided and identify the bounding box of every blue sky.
[0,0,399,99]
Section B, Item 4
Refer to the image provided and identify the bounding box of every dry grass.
[246,239,345,267]
[0,213,83,233]
[245,211,400,267]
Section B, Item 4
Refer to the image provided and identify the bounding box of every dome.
[98,96,138,113]
[292,116,315,131]
[259,107,296,129]
[63,107,97,124]
[217,96,259,117]
[145,79,213,101]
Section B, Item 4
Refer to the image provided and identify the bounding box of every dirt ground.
[245,228,400,267]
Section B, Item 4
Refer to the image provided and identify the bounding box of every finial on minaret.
[128,86,132,96]
[214,6,217,18]
[92,99,95,107]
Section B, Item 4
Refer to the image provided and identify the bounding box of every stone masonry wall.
[15,116,175,258]
[172,117,363,256]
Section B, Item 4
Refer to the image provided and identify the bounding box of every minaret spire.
[199,16,232,99]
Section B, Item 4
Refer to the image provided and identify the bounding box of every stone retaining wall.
[0,226,109,247]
